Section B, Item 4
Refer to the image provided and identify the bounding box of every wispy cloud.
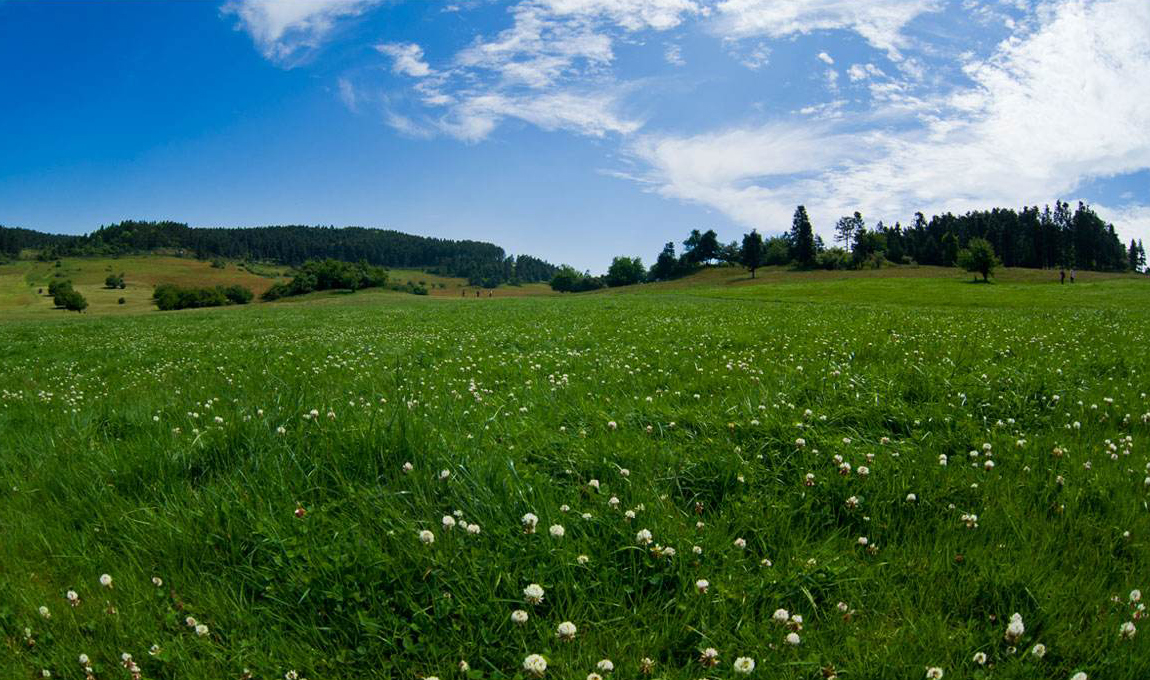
[223,0,385,66]
[629,0,1150,236]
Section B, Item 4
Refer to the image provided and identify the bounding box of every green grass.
[1,274,1149,679]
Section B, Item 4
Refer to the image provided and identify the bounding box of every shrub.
[118,297,126,305]
[261,259,390,300]
[153,284,252,311]
[105,274,125,289]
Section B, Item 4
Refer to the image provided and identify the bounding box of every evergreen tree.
[789,206,816,267]
[650,242,680,281]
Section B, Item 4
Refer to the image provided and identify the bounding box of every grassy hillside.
[0,257,558,318]
[1,274,1148,679]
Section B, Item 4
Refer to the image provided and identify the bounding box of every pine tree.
[789,205,816,267]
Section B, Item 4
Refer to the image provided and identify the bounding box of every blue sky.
[1,0,1148,271]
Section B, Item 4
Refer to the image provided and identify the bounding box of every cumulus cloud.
[630,0,1150,238]
[223,0,385,65]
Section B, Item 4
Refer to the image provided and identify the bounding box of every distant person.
[488,291,493,297]
[461,289,466,297]
[1070,269,1076,283]
[475,290,480,297]
[1060,269,1065,284]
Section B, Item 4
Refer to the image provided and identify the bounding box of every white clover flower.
[38,606,50,619]
[695,579,709,593]
[1031,643,1046,658]
[733,657,755,674]
[624,510,636,520]
[857,536,869,546]
[795,438,806,448]
[402,462,413,473]
[549,524,565,538]
[1121,621,1137,639]
[195,623,209,636]
[785,632,801,645]
[152,576,163,587]
[467,523,481,535]
[906,493,917,502]
[608,496,620,508]
[596,659,614,673]
[577,554,590,565]
[439,469,451,480]
[523,654,547,676]
[459,660,470,672]
[587,674,602,680]
[524,583,545,605]
[607,421,617,430]
[636,529,653,545]
[419,529,435,544]
[1071,673,1088,680]
[925,668,943,679]
[556,621,577,640]
[972,652,987,665]
[1131,589,1142,603]
[772,608,790,623]
[511,609,529,624]
[1005,613,1024,643]
[442,515,456,530]
[522,513,539,532]
[734,537,747,549]
[99,574,113,588]
[588,479,600,490]
[619,468,630,477]
[699,648,719,666]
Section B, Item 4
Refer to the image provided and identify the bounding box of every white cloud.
[664,43,685,66]
[376,42,434,77]
[629,0,1150,240]
[535,0,703,31]
[223,0,385,65]
[712,0,942,57]
[817,51,834,65]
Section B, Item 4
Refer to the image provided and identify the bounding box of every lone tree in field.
[740,229,765,278]
[789,205,817,268]
[605,256,645,287]
[957,237,1000,282]
[834,211,864,247]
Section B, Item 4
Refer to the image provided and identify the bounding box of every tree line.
[0,221,558,287]
[552,200,1144,291]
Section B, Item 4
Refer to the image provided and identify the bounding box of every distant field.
[2,272,1149,679]
[0,257,556,318]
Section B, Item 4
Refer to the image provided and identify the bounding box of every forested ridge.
[0,221,558,286]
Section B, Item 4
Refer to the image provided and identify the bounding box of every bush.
[153,284,253,311]
[118,297,126,305]
[105,274,125,289]
[58,289,87,312]
[815,248,851,270]
[550,266,605,292]
[222,285,254,305]
[261,259,390,300]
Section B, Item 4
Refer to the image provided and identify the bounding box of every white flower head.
[596,659,614,673]
[99,574,113,588]
[549,524,565,538]
[523,654,547,676]
[524,583,545,605]
[419,529,435,544]
[556,621,577,640]
[511,609,529,624]
[733,657,755,674]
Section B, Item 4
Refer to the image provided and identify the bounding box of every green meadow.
[2,269,1149,680]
